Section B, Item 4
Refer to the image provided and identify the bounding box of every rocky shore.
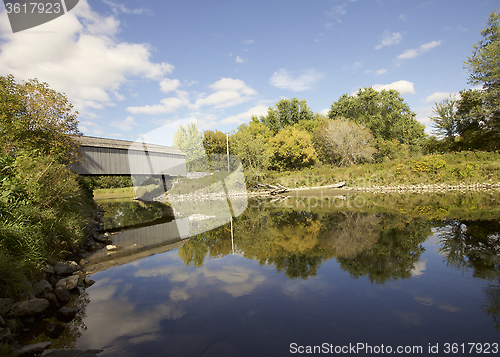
[0,206,111,357]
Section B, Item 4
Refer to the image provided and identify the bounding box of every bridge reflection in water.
[82,198,243,274]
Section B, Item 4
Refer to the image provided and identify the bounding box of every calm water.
[64,193,500,356]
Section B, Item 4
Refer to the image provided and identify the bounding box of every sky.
[0,0,498,145]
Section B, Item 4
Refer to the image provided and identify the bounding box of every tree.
[172,122,205,171]
[430,95,460,140]
[270,128,316,171]
[258,98,314,134]
[328,87,425,147]
[231,122,272,171]
[461,10,500,149]
[0,75,81,163]
[314,118,377,166]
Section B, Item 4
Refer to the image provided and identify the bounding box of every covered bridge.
[69,136,186,178]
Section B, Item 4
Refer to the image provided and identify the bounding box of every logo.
[3,0,79,33]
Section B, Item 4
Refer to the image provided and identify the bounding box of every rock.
[43,265,55,275]
[54,261,79,276]
[85,240,104,252]
[56,276,79,291]
[43,293,60,308]
[54,287,71,304]
[83,278,95,287]
[0,327,14,344]
[0,297,13,315]
[93,235,112,245]
[36,280,53,295]
[12,342,52,357]
[0,316,5,327]
[106,245,117,251]
[56,307,81,323]
[10,298,49,316]
[45,322,65,339]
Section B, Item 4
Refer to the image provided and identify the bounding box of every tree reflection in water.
[437,219,500,330]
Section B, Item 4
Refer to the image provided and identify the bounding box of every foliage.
[269,128,317,171]
[256,98,315,134]
[90,175,134,189]
[231,122,272,172]
[0,151,94,297]
[259,151,500,190]
[430,94,460,141]
[314,118,377,166]
[0,75,81,164]
[173,122,205,171]
[457,10,500,150]
[328,87,425,147]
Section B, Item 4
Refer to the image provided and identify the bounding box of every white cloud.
[160,79,181,93]
[372,80,415,95]
[375,30,403,50]
[220,105,269,125]
[344,61,362,72]
[102,0,153,15]
[235,56,246,63]
[325,4,347,23]
[0,0,173,115]
[194,78,257,109]
[425,92,459,104]
[320,108,329,116]
[376,69,387,75]
[397,40,442,60]
[399,14,407,21]
[269,68,323,92]
[127,90,190,114]
[242,39,255,45]
[111,116,136,131]
[79,120,103,136]
[127,78,257,114]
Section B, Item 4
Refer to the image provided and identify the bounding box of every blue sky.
[0,0,498,145]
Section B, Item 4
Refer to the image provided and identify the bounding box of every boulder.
[36,280,53,295]
[45,322,65,339]
[54,261,79,276]
[93,235,112,245]
[56,307,81,323]
[12,342,52,357]
[43,293,60,308]
[10,298,49,316]
[83,278,95,287]
[43,265,55,275]
[54,287,71,304]
[56,276,79,291]
[0,298,13,315]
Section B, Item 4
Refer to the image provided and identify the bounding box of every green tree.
[231,122,272,171]
[460,9,500,150]
[328,87,425,147]
[430,95,459,140]
[258,98,314,134]
[314,118,377,167]
[270,128,316,171]
[173,122,205,171]
[0,75,81,163]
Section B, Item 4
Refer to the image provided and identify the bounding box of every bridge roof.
[75,136,186,156]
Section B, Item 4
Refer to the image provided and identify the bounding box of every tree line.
[174,10,499,175]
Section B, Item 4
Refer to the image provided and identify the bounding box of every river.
[48,191,500,356]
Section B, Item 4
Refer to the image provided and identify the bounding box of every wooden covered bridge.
[69,136,186,179]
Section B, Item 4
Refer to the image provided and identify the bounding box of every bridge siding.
[70,136,186,176]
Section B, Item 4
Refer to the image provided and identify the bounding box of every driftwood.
[257,181,346,196]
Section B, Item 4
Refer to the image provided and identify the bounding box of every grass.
[93,184,158,199]
[255,151,500,189]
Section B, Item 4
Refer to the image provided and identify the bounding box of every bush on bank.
[0,151,94,298]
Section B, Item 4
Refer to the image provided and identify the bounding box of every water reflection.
[77,192,500,356]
